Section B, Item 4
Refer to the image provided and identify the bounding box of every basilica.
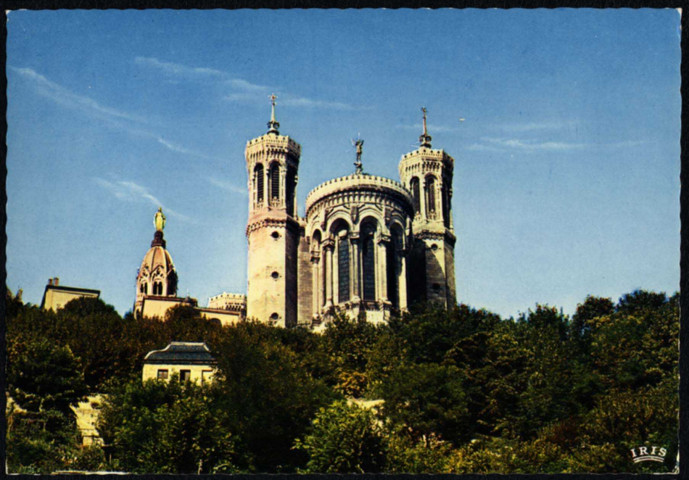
[135,100,457,329]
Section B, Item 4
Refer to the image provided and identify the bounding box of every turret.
[398,108,456,307]
[245,95,302,327]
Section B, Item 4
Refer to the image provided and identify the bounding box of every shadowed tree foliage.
[98,377,238,473]
[295,400,385,473]
[5,289,679,473]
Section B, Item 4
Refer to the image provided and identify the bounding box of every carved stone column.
[398,246,408,310]
[377,235,389,303]
[350,234,361,302]
[311,253,320,316]
[323,240,334,307]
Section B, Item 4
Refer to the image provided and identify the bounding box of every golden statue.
[154,207,166,232]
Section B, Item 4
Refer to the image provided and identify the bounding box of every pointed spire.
[419,106,432,148]
[353,137,364,174]
[267,94,280,134]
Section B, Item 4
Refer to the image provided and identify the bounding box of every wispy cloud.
[11,66,224,162]
[156,137,224,161]
[467,136,647,153]
[94,177,191,221]
[136,56,270,91]
[136,56,361,111]
[280,95,359,111]
[135,56,227,81]
[207,176,247,195]
[396,122,461,133]
[10,66,148,125]
[481,137,587,151]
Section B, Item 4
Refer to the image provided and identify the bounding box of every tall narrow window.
[387,228,401,308]
[361,222,376,301]
[254,164,264,205]
[410,177,420,213]
[286,168,296,216]
[425,176,436,215]
[337,233,350,303]
[442,183,450,227]
[270,163,280,201]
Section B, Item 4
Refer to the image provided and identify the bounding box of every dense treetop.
[6,289,679,473]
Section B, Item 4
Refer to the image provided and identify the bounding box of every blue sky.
[6,9,681,318]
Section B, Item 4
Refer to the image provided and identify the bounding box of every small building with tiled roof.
[142,341,218,384]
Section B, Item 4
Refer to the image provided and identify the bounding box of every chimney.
[48,278,53,286]
[54,277,59,286]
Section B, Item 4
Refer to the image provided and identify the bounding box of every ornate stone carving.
[351,204,359,224]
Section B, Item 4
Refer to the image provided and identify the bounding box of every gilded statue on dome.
[154,207,166,232]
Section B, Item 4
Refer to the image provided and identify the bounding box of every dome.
[135,214,178,310]
[305,173,413,217]
[139,245,175,277]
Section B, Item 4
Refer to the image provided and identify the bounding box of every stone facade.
[133,105,457,329]
[41,277,100,311]
[142,342,218,384]
[243,104,457,328]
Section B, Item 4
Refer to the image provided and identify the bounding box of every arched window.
[425,175,436,216]
[387,227,403,308]
[270,163,280,201]
[153,282,162,295]
[337,230,350,303]
[254,164,264,205]
[286,168,296,216]
[361,220,377,301]
[410,177,420,214]
[167,271,177,296]
[140,282,147,294]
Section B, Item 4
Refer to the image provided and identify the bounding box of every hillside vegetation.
[5,289,679,473]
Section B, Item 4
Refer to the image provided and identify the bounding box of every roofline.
[43,285,101,295]
[143,359,218,366]
[40,285,100,309]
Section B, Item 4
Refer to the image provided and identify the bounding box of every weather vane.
[352,135,364,174]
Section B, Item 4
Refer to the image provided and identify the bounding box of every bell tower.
[245,95,301,327]
[135,208,179,317]
[398,107,456,307]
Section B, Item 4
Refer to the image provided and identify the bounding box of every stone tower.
[398,108,456,307]
[135,208,178,316]
[245,96,301,327]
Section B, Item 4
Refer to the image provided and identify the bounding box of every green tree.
[7,337,87,415]
[211,321,338,472]
[375,361,468,445]
[295,400,385,473]
[98,377,238,473]
[384,427,453,473]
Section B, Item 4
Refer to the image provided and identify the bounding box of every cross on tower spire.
[267,94,280,134]
[419,106,432,148]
